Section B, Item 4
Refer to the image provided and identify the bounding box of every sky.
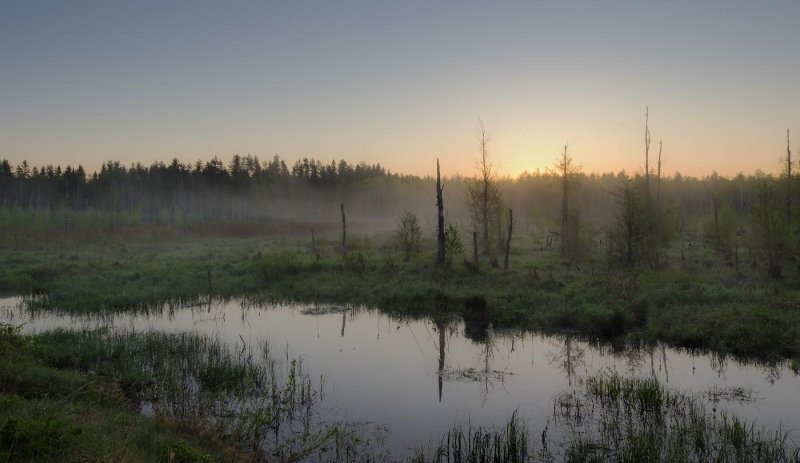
[1,1,798,178]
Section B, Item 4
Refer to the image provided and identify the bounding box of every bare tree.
[609,148,671,268]
[436,158,445,267]
[340,202,346,253]
[472,231,479,267]
[503,209,513,270]
[644,106,652,200]
[555,144,581,258]
[656,140,663,213]
[786,129,792,226]
[466,120,503,256]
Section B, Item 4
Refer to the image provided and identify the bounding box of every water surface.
[2,296,798,455]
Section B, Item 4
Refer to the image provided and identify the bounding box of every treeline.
[0,155,397,224]
[0,157,796,234]
[0,155,790,228]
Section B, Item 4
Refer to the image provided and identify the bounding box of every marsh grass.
[415,411,530,463]
[415,372,798,462]
[0,322,250,462]
[3,231,798,360]
[552,371,799,462]
[25,328,379,461]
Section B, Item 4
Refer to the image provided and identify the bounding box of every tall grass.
[553,371,799,462]
[415,411,530,463]
[27,328,379,461]
[415,372,799,462]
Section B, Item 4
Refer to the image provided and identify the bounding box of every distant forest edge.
[0,153,794,235]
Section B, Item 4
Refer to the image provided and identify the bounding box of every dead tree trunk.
[340,203,347,254]
[436,159,446,267]
[656,141,663,214]
[656,141,663,266]
[472,231,479,267]
[644,106,652,201]
[504,209,513,270]
[787,129,792,226]
[561,145,568,256]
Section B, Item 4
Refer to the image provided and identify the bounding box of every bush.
[444,223,463,268]
[395,210,421,261]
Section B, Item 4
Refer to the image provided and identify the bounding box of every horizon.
[2,1,798,178]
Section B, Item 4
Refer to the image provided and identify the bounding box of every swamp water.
[2,296,798,460]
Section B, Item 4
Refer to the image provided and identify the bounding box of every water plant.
[24,328,371,461]
[417,411,530,463]
[552,371,799,462]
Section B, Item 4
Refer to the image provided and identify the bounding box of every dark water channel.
[2,296,798,457]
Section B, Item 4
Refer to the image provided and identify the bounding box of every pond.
[2,296,798,458]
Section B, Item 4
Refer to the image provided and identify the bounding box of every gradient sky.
[1,1,798,178]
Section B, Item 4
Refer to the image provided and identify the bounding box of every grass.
[413,411,530,463]
[552,371,800,462]
[0,322,390,462]
[412,371,800,462]
[0,323,245,462]
[2,227,798,361]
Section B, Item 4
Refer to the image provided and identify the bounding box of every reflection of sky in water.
[2,296,798,455]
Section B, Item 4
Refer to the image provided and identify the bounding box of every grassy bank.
[0,324,246,462]
[2,230,799,360]
[0,323,388,462]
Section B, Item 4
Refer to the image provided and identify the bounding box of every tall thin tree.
[786,129,792,226]
[644,106,652,201]
[466,120,502,256]
[340,202,347,253]
[555,144,580,257]
[436,158,446,267]
[656,140,663,214]
[503,209,513,270]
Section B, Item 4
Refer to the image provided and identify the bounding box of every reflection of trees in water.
[547,335,585,386]
[432,317,462,403]
[594,338,673,382]
[762,363,782,385]
[705,350,784,385]
[435,318,446,403]
[434,317,515,405]
[710,351,728,379]
[480,327,497,404]
[620,340,649,375]
[463,318,489,343]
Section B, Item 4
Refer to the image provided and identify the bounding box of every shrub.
[395,210,421,261]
